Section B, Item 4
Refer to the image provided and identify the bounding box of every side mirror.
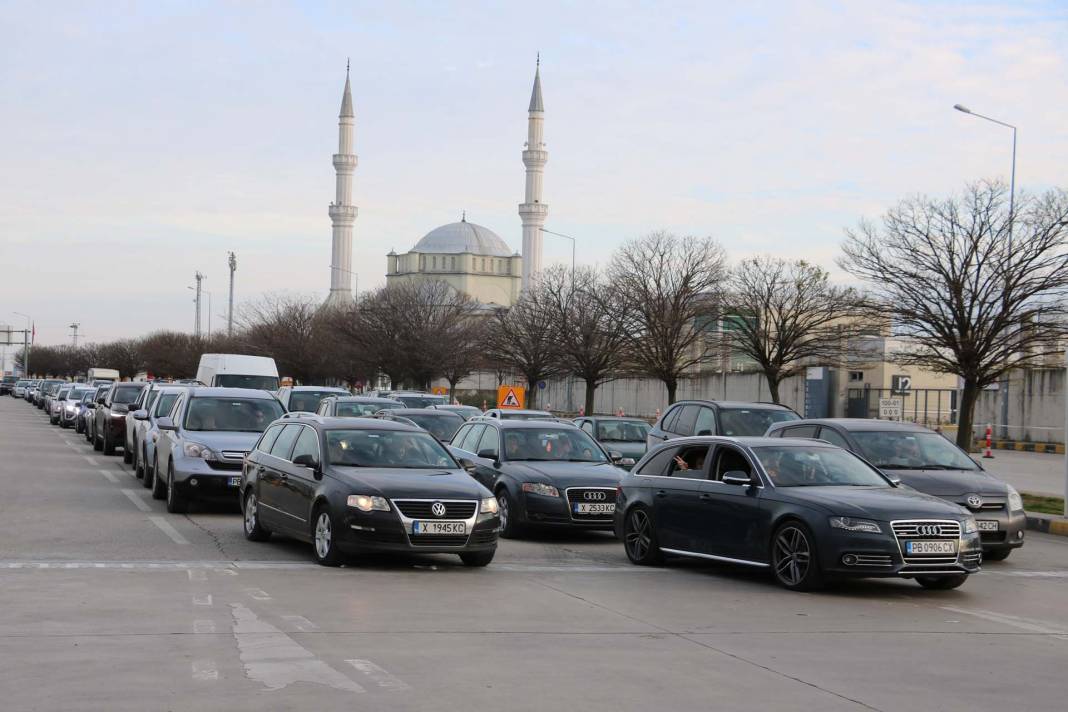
[609,450,624,463]
[477,449,499,462]
[886,475,902,486]
[457,457,477,473]
[721,471,753,486]
[157,417,176,431]
[132,409,149,421]
[293,453,320,470]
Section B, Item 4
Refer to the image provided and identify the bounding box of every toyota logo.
[917,524,940,537]
[965,494,983,510]
[431,502,447,518]
[583,491,607,501]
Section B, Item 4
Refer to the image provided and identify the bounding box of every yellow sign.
[497,385,525,409]
[431,386,448,396]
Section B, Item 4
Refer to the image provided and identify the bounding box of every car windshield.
[336,401,401,417]
[402,412,465,441]
[596,421,650,441]
[112,386,144,404]
[753,445,890,487]
[395,395,446,408]
[851,431,978,471]
[214,374,280,391]
[184,398,284,432]
[501,412,553,421]
[501,427,607,463]
[288,391,341,413]
[718,408,800,436]
[325,429,456,469]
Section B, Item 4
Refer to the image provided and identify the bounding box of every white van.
[87,368,121,383]
[195,354,279,391]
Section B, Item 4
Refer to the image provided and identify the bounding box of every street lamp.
[538,227,576,287]
[12,311,30,376]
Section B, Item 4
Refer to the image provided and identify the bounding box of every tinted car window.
[112,385,144,404]
[636,447,677,476]
[185,398,284,432]
[753,445,889,487]
[501,427,606,463]
[404,412,464,442]
[269,424,302,460]
[214,374,280,391]
[693,407,716,436]
[288,391,338,413]
[596,421,649,441]
[817,427,851,449]
[337,401,400,416]
[710,446,752,481]
[850,431,977,470]
[476,427,499,457]
[325,429,455,469]
[717,408,800,436]
[257,424,285,453]
[673,405,699,435]
[458,424,485,452]
[290,426,320,463]
[780,425,819,438]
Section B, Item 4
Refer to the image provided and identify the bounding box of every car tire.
[459,550,495,567]
[243,491,272,542]
[312,506,342,567]
[623,505,664,566]
[983,548,1011,562]
[123,442,132,464]
[771,521,824,591]
[495,488,523,539]
[165,462,188,514]
[103,429,116,456]
[916,574,968,590]
[93,430,103,451]
[150,456,166,500]
[133,445,143,479]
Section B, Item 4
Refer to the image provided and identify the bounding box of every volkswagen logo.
[917,524,940,537]
[583,491,607,501]
[431,502,447,518]
[965,494,983,510]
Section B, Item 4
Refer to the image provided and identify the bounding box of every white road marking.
[147,515,190,545]
[281,615,319,632]
[120,488,152,512]
[84,456,98,466]
[245,588,272,601]
[188,569,207,581]
[194,620,217,634]
[231,603,364,693]
[97,468,118,484]
[346,659,411,691]
[988,570,1068,578]
[942,606,1068,641]
[193,594,213,606]
[0,560,316,570]
[191,659,219,681]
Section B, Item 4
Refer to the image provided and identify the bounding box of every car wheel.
[123,441,132,464]
[623,505,663,566]
[243,491,272,542]
[103,429,116,456]
[312,506,342,566]
[140,447,153,489]
[459,550,495,567]
[93,429,103,451]
[983,548,1011,562]
[771,522,824,591]
[916,574,968,590]
[133,445,143,479]
[165,462,188,513]
[75,420,83,434]
[150,456,166,500]
[495,488,523,539]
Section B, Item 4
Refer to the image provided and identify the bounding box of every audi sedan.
[241,415,499,566]
[615,436,982,591]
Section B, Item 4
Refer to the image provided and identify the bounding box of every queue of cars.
[10,373,1009,591]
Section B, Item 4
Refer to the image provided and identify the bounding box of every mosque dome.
[412,220,512,257]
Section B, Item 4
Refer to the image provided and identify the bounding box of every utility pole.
[227,251,236,337]
[192,272,205,338]
[69,322,80,347]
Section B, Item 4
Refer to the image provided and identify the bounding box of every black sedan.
[615,436,982,591]
[449,419,627,537]
[241,415,499,566]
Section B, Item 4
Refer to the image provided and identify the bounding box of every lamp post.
[954,104,1017,440]
[538,227,576,287]
[13,311,30,377]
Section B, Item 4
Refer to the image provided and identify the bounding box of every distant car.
[386,392,449,409]
[430,404,483,420]
[37,379,65,409]
[573,416,651,470]
[195,353,279,390]
[13,380,30,398]
[47,385,75,425]
[152,387,284,512]
[0,375,17,396]
[448,419,627,537]
[615,436,982,591]
[124,381,198,464]
[25,380,42,402]
[647,400,800,448]
[276,386,349,413]
[61,386,95,430]
[482,408,555,421]
[316,396,405,417]
[129,384,197,488]
[93,382,146,455]
[83,385,109,440]
[376,408,466,443]
[765,418,1027,561]
[241,415,500,566]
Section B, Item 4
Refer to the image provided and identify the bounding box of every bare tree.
[541,264,631,415]
[238,294,335,384]
[608,231,726,403]
[839,181,1068,448]
[485,282,561,410]
[724,257,868,403]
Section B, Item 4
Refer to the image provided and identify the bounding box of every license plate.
[572,502,615,514]
[412,521,467,535]
[227,476,241,487]
[977,520,999,531]
[905,540,957,555]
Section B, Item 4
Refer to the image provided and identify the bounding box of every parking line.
[98,469,119,484]
[120,488,152,512]
[147,515,190,545]
[346,659,411,691]
[191,659,219,681]
[941,606,1068,641]
[84,456,98,466]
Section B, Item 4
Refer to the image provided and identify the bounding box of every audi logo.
[431,502,447,518]
[965,494,983,510]
[583,491,607,501]
[917,524,940,537]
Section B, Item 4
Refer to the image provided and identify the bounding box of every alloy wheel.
[496,493,509,531]
[625,509,652,560]
[245,494,258,535]
[314,512,332,559]
[773,526,811,587]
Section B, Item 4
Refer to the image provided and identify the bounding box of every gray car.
[573,416,651,470]
[130,385,197,492]
[765,418,1026,561]
[152,387,284,513]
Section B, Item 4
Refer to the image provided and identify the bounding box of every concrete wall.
[974,368,1065,444]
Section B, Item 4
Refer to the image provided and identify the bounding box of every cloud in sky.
[0,0,1066,347]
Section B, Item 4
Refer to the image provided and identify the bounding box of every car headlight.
[65,404,76,411]
[347,495,390,512]
[829,516,882,534]
[962,517,978,534]
[183,442,215,459]
[480,496,499,515]
[521,482,560,497]
[1006,485,1023,513]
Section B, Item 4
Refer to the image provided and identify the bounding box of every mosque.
[324,60,548,309]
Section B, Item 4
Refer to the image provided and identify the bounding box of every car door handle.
[279,472,288,481]
[655,490,668,498]
[699,493,713,501]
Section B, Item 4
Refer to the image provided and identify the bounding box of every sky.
[1,0,1067,358]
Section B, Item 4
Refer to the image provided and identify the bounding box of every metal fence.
[846,387,959,426]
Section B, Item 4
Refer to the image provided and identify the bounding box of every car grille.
[980,531,1007,543]
[891,520,962,566]
[392,500,477,519]
[851,554,893,567]
[206,460,243,471]
[961,550,982,567]
[565,487,617,521]
[221,450,250,461]
[409,535,469,547]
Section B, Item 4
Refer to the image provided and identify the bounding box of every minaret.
[326,61,357,306]
[519,56,548,290]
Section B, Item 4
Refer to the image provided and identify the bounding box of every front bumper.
[819,527,982,579]
[516,487,617,530]
[337,507,500,555]
[171,456,244,499]
[972,509,1027,552]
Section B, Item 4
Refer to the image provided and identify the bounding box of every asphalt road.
[976,449,1066,498]
[2,395,1067,712]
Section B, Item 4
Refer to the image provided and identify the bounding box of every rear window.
[112,385,144,404]
[336,401,402,417]
[288,391,339,413]
[184,398,284,432]
[717,408,800,437]
[403,412,465,441]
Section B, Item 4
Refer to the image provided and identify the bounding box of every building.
[325,62,357,307]
[384,60,547,307]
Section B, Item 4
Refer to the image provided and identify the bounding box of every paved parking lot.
[978,449,1066,497]
[2,396,1067,711]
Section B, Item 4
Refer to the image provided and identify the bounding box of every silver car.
[130,385,197,492]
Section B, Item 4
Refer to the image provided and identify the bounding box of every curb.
[973,440,1065,454]
[1026,513,1068,537]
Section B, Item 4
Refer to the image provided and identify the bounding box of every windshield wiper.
[915,464,972,471]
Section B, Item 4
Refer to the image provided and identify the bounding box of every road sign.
[891,375,912,396]
[497,385,525,409]
[878,397,903,420]
[431,386,448,396]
